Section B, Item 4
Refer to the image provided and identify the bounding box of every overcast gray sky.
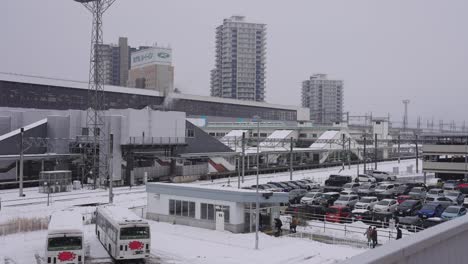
[2,0,467,127]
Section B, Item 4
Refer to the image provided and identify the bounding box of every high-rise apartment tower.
[302,74,343,124]
[210,16,266,102]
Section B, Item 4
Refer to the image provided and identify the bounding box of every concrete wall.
[341,216,468,264]
[423,144,468,155]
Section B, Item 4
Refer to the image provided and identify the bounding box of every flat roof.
[48,210,84,235]
[98,205,148,225]
[146,182,288,204]
[0,72,306,113]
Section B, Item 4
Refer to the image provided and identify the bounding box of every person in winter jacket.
[371,227,378,248]
[274,218,283,236]
[364,226,373,247]
[290,217,298,233]
[396,226,402,240]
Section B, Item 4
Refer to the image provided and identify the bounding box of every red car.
[397,195,411,204]
[326,205,351,223]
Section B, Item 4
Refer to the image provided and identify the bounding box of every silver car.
[354,196,379,210]
[409,187,427,200]
[333,194,359,208]
[426,188,444,200]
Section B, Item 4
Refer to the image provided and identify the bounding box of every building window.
[299,133,307,138]
[169,199,195,218]
[201,203,230,223]
[186,129,195,138]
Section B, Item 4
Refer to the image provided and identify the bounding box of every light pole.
[44,182,49,206]
[253,115,261,250]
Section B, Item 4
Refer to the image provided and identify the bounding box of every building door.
[215,211,225,231]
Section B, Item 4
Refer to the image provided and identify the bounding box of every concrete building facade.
[97,37,150,87]
[302,74,344,124]
[210,16,266,102]
[128,46,174,95]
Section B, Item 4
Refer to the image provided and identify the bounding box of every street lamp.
[252,115,261,250]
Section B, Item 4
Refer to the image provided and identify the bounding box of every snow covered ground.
[0,159,421,264]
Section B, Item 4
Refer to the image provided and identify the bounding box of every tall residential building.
[210,16,266,102]
[97,37,149,87]
[302,74,344,124]
[128,46,174,95]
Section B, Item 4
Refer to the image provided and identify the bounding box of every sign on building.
[131,47,172,68]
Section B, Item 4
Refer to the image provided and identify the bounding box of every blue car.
[418,203,444,219]
[441,206,467,220]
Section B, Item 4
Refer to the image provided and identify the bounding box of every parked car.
[444,191,464,205]
[418,203,444,219]
[351,209,374,223]
[441,206,467,220]
[443,180,461,190]
[300,191,323,205]
[424,196,453,209]
[326,205,352,223]
[393,185,412,196]
[333,194,359,208]
[375,183,396,200]
[356,174,377,183]
[268,182,293,192]
[283,182,303,190]
[395,199,423,217]
[314,192,340,206]
[405,182,428,189]
[296,180,320,190]
[366,170,397,181]
[409,187,427,200]
[398,216,424,232]
[373,199,398,213]
[340,190,357,196]
[289,189,308,204]
[288,181,308,190]
[397,195,412,204]
[354,196,379,210]
[342,183,361,193]
[426,188,445,199]
[357,183,376,196]
[422,217,444,229]
[325,175,353,186]
[285,204,327,219]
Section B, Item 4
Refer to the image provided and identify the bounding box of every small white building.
[146,183,288,233]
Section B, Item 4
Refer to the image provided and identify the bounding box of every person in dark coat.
[274,218,283,236]
[396,226,402,240]
[364,226,373,247]
[371,227,378,248]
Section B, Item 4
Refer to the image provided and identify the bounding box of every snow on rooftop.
[222,130,248,139]
[98,204,146,224]
[0,118,47,142]
[48,210,84,234]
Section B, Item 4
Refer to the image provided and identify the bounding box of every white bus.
[46,211,85,264]
[95,205,151,260]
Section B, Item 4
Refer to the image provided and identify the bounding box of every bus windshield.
[48,236,82,251]
[120,226,150,240]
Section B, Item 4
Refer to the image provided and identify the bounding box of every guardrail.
[282,210,424,243]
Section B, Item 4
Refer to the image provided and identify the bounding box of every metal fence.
[285,231,369,248]
[0,217,49,237]
[126,137,186,145]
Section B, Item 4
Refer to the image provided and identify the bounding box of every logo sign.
[129,241,144,250]
[131,47,172,68]
[57,251,76,261]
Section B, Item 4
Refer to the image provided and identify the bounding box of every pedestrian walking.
[274,218,283,237]
[290,216,298,233]
[371,227,378,248]
[396,226,402,240]
[364,226,373,248]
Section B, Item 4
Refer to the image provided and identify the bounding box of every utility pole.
[289,137,293,181]
[402,100,410,131]
[374,134,378,170]
[109,133,114,203]
[241,132,245,183]
[348,139,351,170]
[397,134,401,164]
[415,134,419,173]
[363,136,367,173]
[253,115,261,250]
[342,134,346,171]
[74,0,116,188]
[19,127,24,197]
